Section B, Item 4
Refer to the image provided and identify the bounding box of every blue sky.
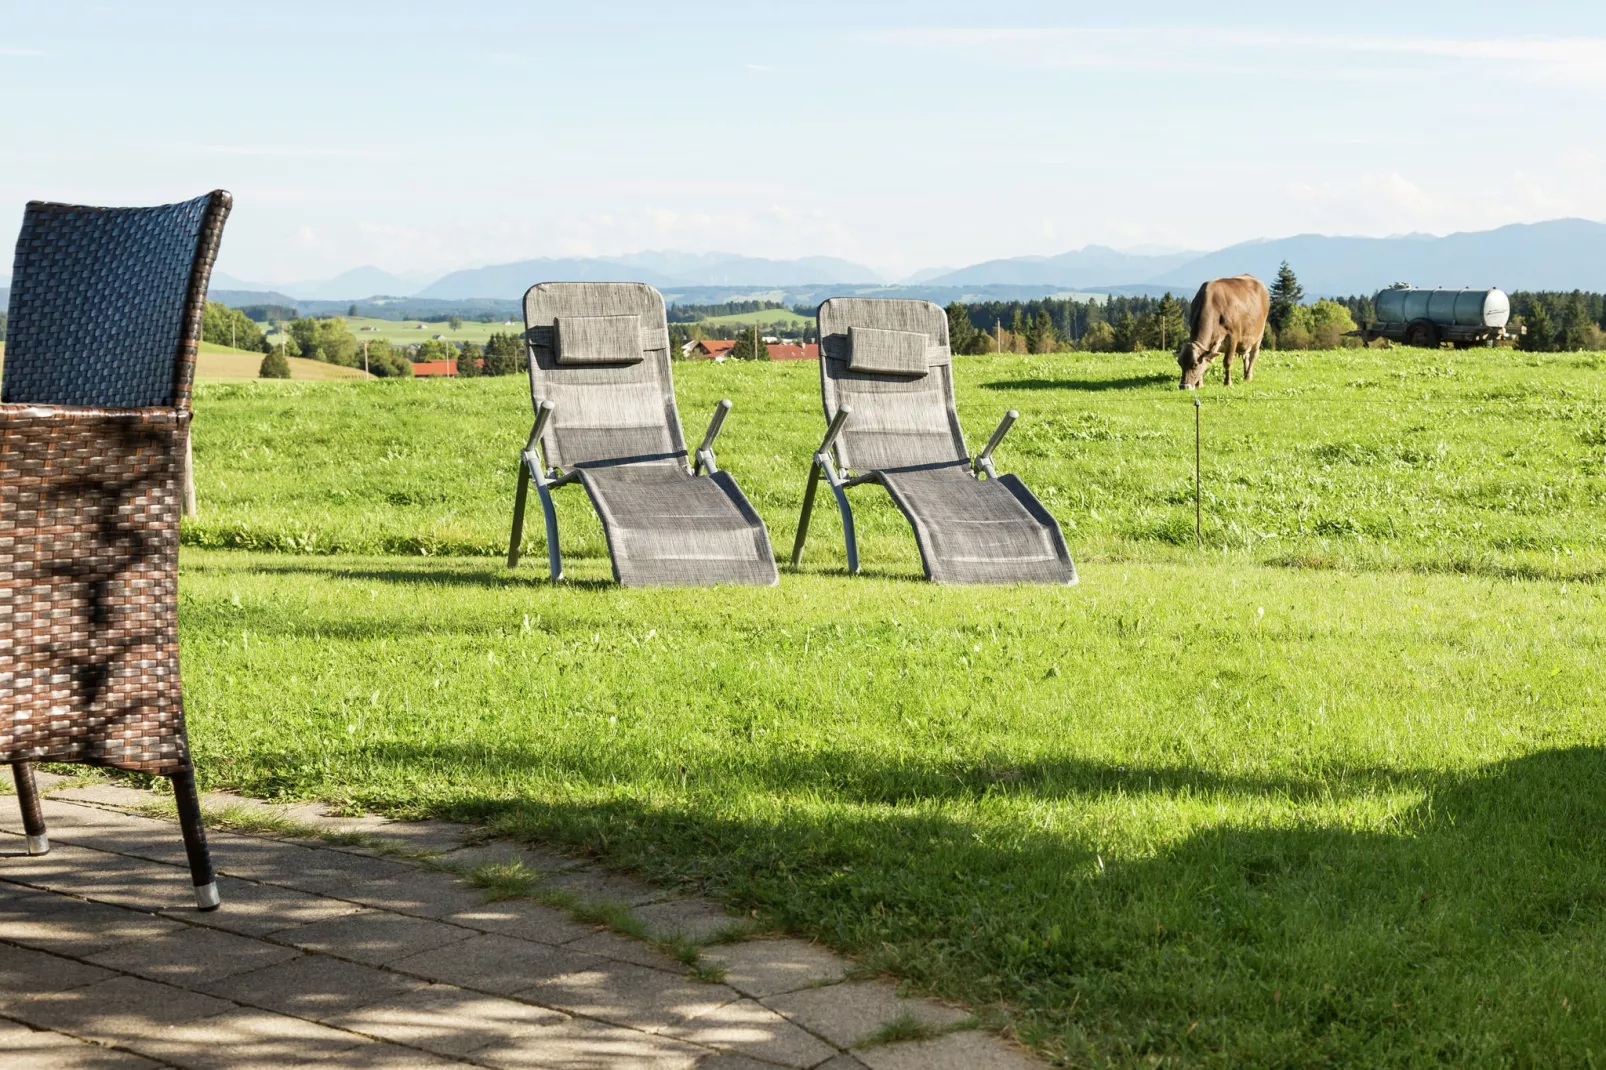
[4,1,1603,282]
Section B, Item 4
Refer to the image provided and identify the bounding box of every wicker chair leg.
[11,762,50,855]
[169,766,220,911]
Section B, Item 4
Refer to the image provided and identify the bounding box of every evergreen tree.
[1269,261,1304,332]
[456,341,482,377]
[946,302,981,355]
[1144,292,1188,350]
[259,349,291,379]
[1112,311,1140,352]
[1009,308,1025,352]
[1559,292,1592,351]
[1520,300,1554,352]
[483,332,524,376]
[730,325,769,361]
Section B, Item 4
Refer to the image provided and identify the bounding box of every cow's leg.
[1220,333,1235,386]
[1244,338,1261,381]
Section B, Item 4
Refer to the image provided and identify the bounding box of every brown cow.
[1176,275,1270,389]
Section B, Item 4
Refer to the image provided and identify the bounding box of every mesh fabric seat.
[507,282,778,587]
[791,297,1077,585]
[1,191,231,910]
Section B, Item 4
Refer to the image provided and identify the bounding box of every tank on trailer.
[1362,287,1519,348]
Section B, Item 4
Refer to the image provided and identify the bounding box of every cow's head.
[1177,341,1209,390]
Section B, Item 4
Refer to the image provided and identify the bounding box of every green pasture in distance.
[685,306,813,329]
[264,316,522,348]
[170,346,1606,1064]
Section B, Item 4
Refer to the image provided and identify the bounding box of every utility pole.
[363,340,369,377]
[994,318,1002,354]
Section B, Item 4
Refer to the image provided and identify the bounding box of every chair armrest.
[817,405,852,459]
[972,409,1018,478]
[694,399,732,475]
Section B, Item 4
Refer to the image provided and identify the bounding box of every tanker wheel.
[1405,320,1438,348]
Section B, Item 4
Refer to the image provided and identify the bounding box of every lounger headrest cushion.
[554,314,645,366]
[847,326,929,377]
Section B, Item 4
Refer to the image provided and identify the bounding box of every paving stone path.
[2,774,1039,1069]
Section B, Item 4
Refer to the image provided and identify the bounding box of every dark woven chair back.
[817,298,968,473]
[523,282,687,470]
[3,192,230,410]
[2,191,231,910]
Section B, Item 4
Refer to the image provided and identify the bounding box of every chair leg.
[790,464,822,567]
[508,457,531,568]
[11,762,49,855]
[829,483,860,576]
[536,483,564,582]
[169,766,220,911]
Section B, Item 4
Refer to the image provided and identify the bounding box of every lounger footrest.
[877,467,1077,585]
[577,466,779,587]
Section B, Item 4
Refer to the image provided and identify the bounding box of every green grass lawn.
[167,347,1606,1065]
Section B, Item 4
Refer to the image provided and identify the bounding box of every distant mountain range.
[133,217,1606,312]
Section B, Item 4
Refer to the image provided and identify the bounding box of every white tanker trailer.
[1354,287,1524,348]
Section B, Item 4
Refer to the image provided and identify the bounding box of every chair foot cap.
[194,881,221,911]
[26,833,49,855]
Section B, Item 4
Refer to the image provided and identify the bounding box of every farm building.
[767,343,818,361]
[412,359,457,377]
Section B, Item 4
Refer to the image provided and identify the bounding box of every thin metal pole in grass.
[1194,393,1202,546]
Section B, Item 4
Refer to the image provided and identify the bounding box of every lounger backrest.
[523,282,686,470]
[816,298,967,473]
[2,192,231,410]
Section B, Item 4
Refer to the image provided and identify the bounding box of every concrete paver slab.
[633,898,738,943]
[0,888,186,957]
[445,902,597,946]
[535,865,667,907]
[0,941,117,994]
[392,932,603,995]
[0,1020,166,1069]
[665,996,839,1068]
[342,873,489,919]
[274,908,473,966]
[470,1016,706,1070]
[87,922,300,985]
[856,1029,1039,1070]
[208,952,428,1019]
[763,980,969,1050]
[564,929,691,972]
[519,959,738,1033]
[160,874,366,937]
[326,982,566,1056]
[700,938,849,998]
[130,1006,370,1069]
[2,973,236,1043]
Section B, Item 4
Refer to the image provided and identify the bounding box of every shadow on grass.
[980,373,1175,392]
[243,561,616,592]
[267,742,1606,1064]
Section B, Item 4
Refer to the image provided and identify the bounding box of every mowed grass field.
[168,347,1606,1064]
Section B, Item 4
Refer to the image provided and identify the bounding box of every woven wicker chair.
[791,298,1078,585]
[2,191,231,910]
[508,282,778,586]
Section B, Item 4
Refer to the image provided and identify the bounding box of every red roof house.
[765,343,818,361]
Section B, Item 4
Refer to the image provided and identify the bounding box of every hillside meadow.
[61,347,1606,1064]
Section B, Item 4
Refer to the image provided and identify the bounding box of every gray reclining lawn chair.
[507,282,778,587]
[791,298,1077,585]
